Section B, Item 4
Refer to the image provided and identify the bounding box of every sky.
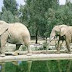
[0,0,25,11]
[59,0,66,5]
[0,0,66,11]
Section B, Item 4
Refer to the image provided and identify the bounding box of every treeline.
[0,0,72,43]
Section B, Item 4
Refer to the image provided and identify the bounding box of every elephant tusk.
[49,36,54,42]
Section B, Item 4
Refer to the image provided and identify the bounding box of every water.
[0,60,72,72]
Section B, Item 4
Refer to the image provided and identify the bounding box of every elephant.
[49,24,71,53]
[60,25,72,53]
[50,25,67,41]
[0,21,31,56]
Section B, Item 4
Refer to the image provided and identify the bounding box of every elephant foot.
[0,54,5,57]
[12,51,19,56]
[46,50,48,54]
[67,51,71,54]
[56,51,60,54]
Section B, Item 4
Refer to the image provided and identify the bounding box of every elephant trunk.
[49,36,54,42]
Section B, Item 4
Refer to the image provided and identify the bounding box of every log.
[5,50,66,55]
[0,53,72,62]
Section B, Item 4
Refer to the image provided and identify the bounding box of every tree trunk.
[35,29,38,44]
[46,37,47,43]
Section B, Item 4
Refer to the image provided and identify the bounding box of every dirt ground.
[4,39,68,52]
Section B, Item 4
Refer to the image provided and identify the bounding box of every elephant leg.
[26,45,32,56]
[60,40,63,49]
[23,37,31,53]
[0,31,8,56]
[56,40,61,53]
[12,44,21,56]
[65,40,70,53]
[16,44,21,50]
[24,44,31,53]
[23,37,32,55]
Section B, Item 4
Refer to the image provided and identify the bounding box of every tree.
[3,0,18,15]
[55,3,72,26]
[1,10,16,23]
[44,8,56,42]
[0,12,2,20]
[0,0,19,23]
[1,6,19,23]
[19,0,58,44]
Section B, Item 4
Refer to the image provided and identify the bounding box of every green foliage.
[55,4,72,25]
[1,10,15,23]
[3,0,18,15]
[0,0,19,23]
[0,0,72,42]
[44,2,72,38]
[1,10,19,23]
[19,0,58,43]
[45,8,56,37]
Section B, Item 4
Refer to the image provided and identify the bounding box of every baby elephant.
[0,22,31,56]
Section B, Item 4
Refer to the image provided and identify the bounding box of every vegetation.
[0,0,19,23]
[1,60,71,72]
[0,1,72,71]
[0,0,72,43]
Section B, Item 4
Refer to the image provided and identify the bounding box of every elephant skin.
[0,21,31,56]
[50,25,71,53]
[60,26,72,53]
[50,25,67,41]
[0,21,9,35]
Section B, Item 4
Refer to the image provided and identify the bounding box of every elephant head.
[50,25,67,42]
[0,20,9,35]
[49,25,60,42]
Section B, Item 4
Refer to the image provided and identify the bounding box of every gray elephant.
[0,21,31,56]
[60,25,72,53]
[50,25,71,53]
[50,25,67,41]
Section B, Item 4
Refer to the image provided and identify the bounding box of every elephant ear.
[0,21,9,35]
[60,27,68,36]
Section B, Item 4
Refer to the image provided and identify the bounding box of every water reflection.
[0,63,5,72]
[0,60,72,72]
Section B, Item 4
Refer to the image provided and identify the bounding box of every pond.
[0,60,72,72]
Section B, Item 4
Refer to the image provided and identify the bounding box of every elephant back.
[8,23,30,36]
